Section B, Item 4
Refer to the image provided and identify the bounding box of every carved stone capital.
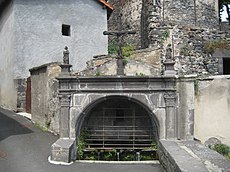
[164,92,177,107]
[59,94,71,107]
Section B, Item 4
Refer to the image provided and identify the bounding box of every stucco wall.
[195,76,230,146]
[0,1,16,110]
[30,63,61,133]
[176,78,195,140]
[14,0,108,78]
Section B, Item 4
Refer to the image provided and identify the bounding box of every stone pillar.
[59,94,71,138]
[164,92,177,139]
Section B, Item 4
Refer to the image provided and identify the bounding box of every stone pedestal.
[59,64,72,75]
[51,138,76,163]
[163,60,176,76]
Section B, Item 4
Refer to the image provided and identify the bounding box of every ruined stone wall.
[170,27,230,76]
[108,0,153,49]
[163,0,218,29]
[30,62,61,133]
[108,0,219,49]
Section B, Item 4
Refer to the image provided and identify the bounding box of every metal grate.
[81,107,155,150]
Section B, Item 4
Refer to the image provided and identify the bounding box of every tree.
[219,0,230,25]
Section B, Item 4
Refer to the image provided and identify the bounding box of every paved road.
[0,108,164,172]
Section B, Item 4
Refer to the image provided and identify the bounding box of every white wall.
[14,0,108,78]
[195,76,230,146]
[0,2,17,110]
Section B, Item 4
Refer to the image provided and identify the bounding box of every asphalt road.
[0,108,164,172]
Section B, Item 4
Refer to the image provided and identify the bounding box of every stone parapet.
[158,140,230,172]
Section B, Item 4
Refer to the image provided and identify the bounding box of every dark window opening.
[116,109,124,122]
[62,24,71,36]
[223,58,230,75]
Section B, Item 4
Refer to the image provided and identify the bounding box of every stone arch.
[74,95,160,146]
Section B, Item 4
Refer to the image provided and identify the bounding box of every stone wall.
[108,0,219,49]
[195,76,230,146]
[16,79,26,111]
[163,0,218,29]
[108,0,152,49]
[30,62,61,133]
[0,0,17,110]
[79,54,160,76]
[171,27,230,76]
[148,24,230,76]
[158,140,230,172]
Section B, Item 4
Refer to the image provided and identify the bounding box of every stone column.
[164,92,177,139]
[59,94,71,138]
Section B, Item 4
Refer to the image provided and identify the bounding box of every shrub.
[213,144,230,157]
[204,39,230,54]
[108,42,135,57]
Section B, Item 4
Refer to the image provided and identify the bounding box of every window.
[62,24,71,36]
[223,58,230,75]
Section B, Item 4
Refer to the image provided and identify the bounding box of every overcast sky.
[221,5,229,21]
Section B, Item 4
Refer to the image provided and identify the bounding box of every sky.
[221,5,229,21]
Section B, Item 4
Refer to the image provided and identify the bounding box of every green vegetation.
[136,72,145,76]
[161,30,170,43]
[35,122,48,132]
[84,150,97,160]
[108,42,135,58]
[211,144,230,159]
[122,44,135,57]
[101,149,116,161]
[141,151,158,161]
[123,58,129,65]
[120,150,135,161]
[95,71,101,76]
[77,129,91,159]
[108,41,118,55]
[204,39,230,54]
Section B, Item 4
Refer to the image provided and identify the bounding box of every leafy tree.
[219,0,230,25]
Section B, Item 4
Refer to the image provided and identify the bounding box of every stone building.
[0,0,113,111]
